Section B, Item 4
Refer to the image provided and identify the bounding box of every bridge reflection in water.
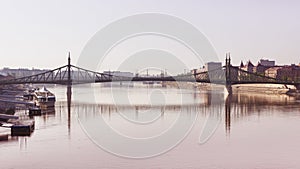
[3,87,299,162]
[54,90,299,136]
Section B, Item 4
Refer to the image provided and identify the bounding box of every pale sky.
[0,0,299,70]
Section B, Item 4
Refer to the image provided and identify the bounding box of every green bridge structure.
[1,54,300,94]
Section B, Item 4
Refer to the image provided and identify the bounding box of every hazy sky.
[0,0,299,70]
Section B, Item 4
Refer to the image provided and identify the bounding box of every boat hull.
[35,101,55,109]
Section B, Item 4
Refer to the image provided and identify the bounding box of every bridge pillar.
[225,53,232,95]
[67,52,72,86]
[67,53,72,105]
[296,84,300,90]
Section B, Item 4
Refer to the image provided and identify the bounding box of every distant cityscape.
[0,68,50,79]
[239,59,300,81]
[192,59,300,81]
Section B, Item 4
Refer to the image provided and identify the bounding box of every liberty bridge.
[1,53,300,94]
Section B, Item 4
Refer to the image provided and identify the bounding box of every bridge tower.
[68,52,71,86]
[67,52,72,105]
[225,53,232,95]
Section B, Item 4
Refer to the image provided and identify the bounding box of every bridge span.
[1,54,300,93]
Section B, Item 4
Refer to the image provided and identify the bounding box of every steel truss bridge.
[1,56,300,92]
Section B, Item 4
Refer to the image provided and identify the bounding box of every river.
[1,84,300,169]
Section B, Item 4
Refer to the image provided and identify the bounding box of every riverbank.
[164,82,299,95]
[231,84,296,94]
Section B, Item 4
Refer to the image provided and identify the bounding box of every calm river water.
[1,84,300,169]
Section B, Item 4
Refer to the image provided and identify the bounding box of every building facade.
[265,65,300,81]
[240,60,254,73]
[260,59,275,67]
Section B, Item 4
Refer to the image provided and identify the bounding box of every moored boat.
[33,86,56,109]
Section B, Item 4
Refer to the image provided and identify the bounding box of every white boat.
[33,86,56,109]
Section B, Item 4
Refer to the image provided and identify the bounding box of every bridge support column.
[67,52,72,86]
[296,84,300,91]
[67,53,72,134]
[225,53,232,95]
[226,84,232,95]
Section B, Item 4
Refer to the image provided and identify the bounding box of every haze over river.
[1,84,300,169]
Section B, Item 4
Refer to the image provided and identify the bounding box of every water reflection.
[2,86,300,168]
[225,93,299,134]
[2,87,300,147]
[67,89,300,137]
[225,95,231,134]
[2,87,299,147]
[67,85,72,135]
